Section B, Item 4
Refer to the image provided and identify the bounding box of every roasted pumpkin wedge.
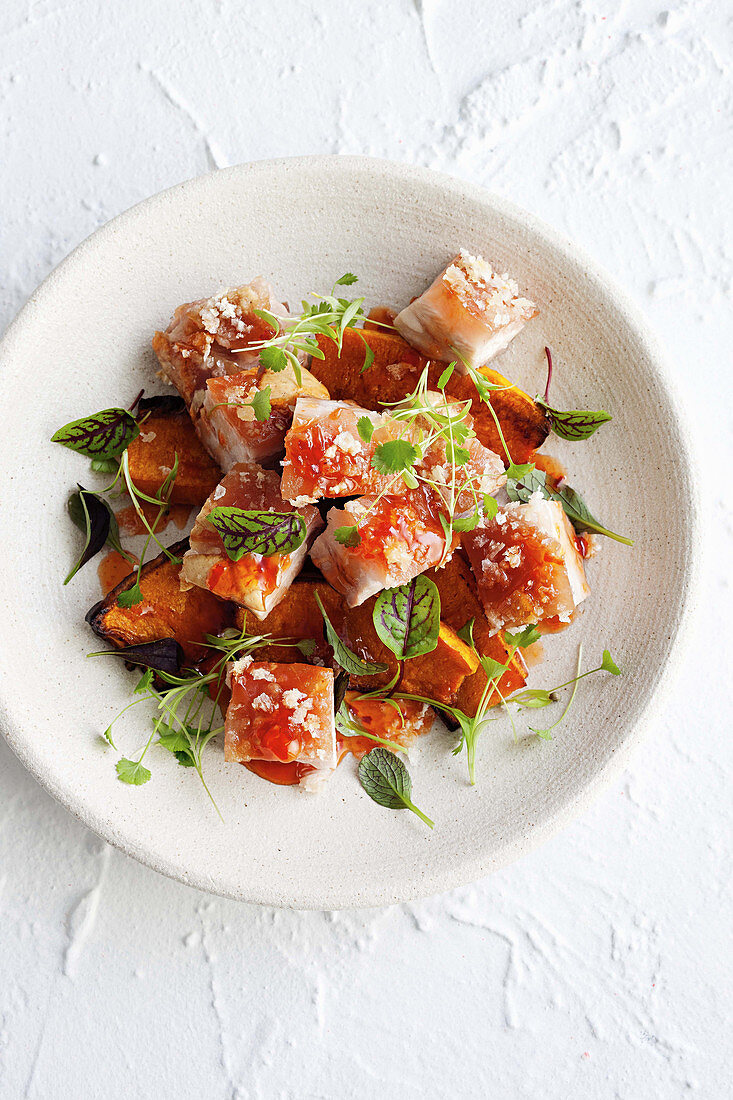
[127,398,221,505]
[86,540,233,665]
[236,577,478,707]
[310,328,550,464]
[426,552,528,715]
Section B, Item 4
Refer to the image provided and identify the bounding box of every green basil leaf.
[206,508,306,560]
[373,576,441,660]
[315,593,388,677]
[357,748,434,828]
[52,408,139,459]
[536,398,612,441]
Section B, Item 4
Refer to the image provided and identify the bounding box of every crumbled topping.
[252,693,274,712]
[442,251,536,328]
[250,668,275,681]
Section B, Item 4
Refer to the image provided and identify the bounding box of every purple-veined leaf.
[65,486,111,584]
[373,576,441,661]
[88,638,184,675]
[52,407,140,458]
[206,508,306,559]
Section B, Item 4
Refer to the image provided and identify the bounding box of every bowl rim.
[0,155,702,908]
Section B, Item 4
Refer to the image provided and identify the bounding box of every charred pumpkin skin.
[311,328,550,465]
[127,401,221,505]
[234,577,478,708]
[426,552,528,715]
[86,540,233,665]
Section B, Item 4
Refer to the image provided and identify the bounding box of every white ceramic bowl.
[0,157,699,909]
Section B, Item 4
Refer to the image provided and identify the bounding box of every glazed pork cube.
[225,660,336,770]
[394,251,537,369]
[281,397,401,504]
[152,279,289,408]
[181,462,322,618]
[310,487,456,607]
[196,365,329,471]
[462,497,590,633]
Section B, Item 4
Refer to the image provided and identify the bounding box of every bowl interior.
[0,157,697,908]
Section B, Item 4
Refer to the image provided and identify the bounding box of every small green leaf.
[259,345,288,373]
[478,656,509,681]
[360,337,375,374]
[295,638,317,658]
[601,649,621,675]
[401,469,419,489]
[483,495,499,521]
[52,408,140,459]
[65,487,111,584]
[505,461,535,482]
[437,363,455,390]
[90,457,119,474]
[373,576,441,661]
[117,583,143,607]
[357,416,374,443]
[334,525,361,547]
[249,385,272,422]
[116,757,151,785]
[457,618,475,648]
[335,273,358,286]
[315,593,388,677]
[504,624,541,648]
[134,669,154,695]
[506,467,633,545]
[357,748,434,828]
[371,439,419,475]
[207,508,306,560]
[452,510,481,533]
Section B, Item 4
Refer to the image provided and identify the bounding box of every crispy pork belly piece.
[181,463,322,618]
[339,693,435,759]
[462,498,590,633]
[394,252,538,369]
[225,660,336,771]
[152,279,288,408]
[310,488,456,607]
[281,397,401,504]
[196,365,329,471]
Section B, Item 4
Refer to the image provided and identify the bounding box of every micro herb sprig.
[209,384,272,422]
[95,622,304,814]
[247,274,375,381]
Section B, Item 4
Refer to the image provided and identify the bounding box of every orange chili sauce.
[97,549,137,591]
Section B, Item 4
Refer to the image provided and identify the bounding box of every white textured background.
[1,2,731,1098]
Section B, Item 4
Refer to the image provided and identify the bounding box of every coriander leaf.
[505,461,535,482]
[134,668,154,694]
[115,757,151,785]
[334,525,361,547]
[117,582,143,608]
[295,638,317,659]
[52,407,139,459]
[536,398,613,441]
[335,273,358,286]
[601,649,621,675]
[483,495,499,521]
[65,487,111,584]
[249,385,272,422]
[315,593,388,677]
[371,438,419,475]
[457,618,475,648]
[506,467,633,545]
[504,624,541,648]
[478,656,509,680]
[101,724,116,749]
[452,510,481,533]
[357,416,374,443]
[357,747,434,828]
[447,443,471,467]
[206,508,306,559]
[259,345,288,373]
[373,576,441,661]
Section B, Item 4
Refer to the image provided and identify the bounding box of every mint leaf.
[373,576,441,661]
[371,439,419,475]
[358,748,434,828]
[52,408,139,459]
[207,508,306,559]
